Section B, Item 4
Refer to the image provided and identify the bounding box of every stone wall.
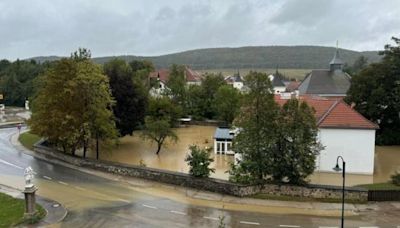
[33,141,367,201]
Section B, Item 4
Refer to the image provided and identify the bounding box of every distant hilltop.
[27,45,381,70]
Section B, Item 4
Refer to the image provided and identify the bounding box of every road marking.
[0,158,23,169]
[43,175,52,180]
[240,221,260,226]
[117,198,130,203]
[203,216,219,221]
[74,186,85,191]
[279,225,300,228]
[170,210,186,215]
[58,181,69,186]
[142,204,157,209]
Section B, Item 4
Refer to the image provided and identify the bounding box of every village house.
[149,66,203,96]
[213,127,235,155]
[268,69,286,94]
[214,94,378,174]
[297,48,351,98]
[225,71,244,91]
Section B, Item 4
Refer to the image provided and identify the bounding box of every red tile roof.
[149,67,202,83]
[275,95,378,130]
[285,81,301,92]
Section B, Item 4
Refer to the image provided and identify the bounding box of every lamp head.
[333,163,342,172]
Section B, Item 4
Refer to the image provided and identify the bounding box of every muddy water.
[92,126,233,180]
[92,125,400,186]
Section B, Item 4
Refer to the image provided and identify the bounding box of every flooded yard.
[91,125,400,186]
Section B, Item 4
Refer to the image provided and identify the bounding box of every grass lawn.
[0,192,46,227]
[18,132,41,150]
[251,193,367,204]
[356,182,400,191]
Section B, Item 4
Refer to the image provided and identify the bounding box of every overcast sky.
[1,0,399,60]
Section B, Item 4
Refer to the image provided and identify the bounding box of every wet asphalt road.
[0,128,399,227]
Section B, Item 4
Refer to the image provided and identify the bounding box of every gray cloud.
[0,0,399,60]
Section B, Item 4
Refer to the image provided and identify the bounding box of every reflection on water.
[90,125,400,187]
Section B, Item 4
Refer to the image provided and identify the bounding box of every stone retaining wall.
[33,141,367,201]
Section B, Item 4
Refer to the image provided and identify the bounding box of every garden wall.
[33,140,367,201]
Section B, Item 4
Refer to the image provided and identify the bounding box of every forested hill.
[28,46,381,70]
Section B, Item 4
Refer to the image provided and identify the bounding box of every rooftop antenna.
[336,40,339,49]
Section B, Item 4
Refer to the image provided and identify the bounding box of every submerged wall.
[33,141,367,201]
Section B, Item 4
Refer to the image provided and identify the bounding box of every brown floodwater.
[89,125,400,186]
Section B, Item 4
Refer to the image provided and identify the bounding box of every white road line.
[58,181,69,186]
[203,216,219,221]
[117,198,130,203]
[170,210,187,215]
[0,158,23,169]
[74,186,85,191]
[279,225,300,228]
[43,175,52,180]
[142,204,157,209]
[240,221,260,226]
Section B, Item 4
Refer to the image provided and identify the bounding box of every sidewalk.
[0,184,68,226]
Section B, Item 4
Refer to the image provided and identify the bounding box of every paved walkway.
[0,184,68,226]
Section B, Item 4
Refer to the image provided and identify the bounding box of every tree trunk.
[96,135,99,160]
[83,140,87,158]
[156,142,162,155]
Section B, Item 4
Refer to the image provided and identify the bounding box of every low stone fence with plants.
[33,140,368,201]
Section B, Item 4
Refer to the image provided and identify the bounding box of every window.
[221,143,225,153]
[227,143,232,152]
[217,142,221,153]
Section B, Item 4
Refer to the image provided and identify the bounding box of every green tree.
[166,64,186,107]
[344,55,369,75]
[104,59,147,136]
[200,73,226,119]
[229,71,280,184]
[185,145,215,177]
[186,85,206,120]
[29,50,117,156]
[142,97,181,154]
[345,37,400,145]
[214,85,241,124]
[0,59,46,106]
[272,99,321,184]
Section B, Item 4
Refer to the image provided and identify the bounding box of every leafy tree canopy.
[345,37,400,145]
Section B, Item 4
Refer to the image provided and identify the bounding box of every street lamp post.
[333,156,346,228]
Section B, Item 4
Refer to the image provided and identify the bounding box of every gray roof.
[233,72,242,82]
[298,69,351,95]
[329,49,344,65]
[271,74,286,87]
[214,127,234,140]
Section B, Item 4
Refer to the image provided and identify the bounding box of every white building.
[213,127,235,155]
[149,67,203,96]
[276,96,378,174]
[225,71,244,91]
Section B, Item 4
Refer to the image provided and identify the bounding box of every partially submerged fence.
[368,190,400,201]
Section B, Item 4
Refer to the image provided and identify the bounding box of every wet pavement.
[1,127,400,227]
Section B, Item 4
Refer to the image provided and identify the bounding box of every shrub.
[391,172,400,186]
[185,145,215,178]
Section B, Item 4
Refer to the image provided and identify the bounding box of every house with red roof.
[275,94,378,174]
[149,66,203,96]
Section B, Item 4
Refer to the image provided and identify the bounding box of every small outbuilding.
[213,127,235,155]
